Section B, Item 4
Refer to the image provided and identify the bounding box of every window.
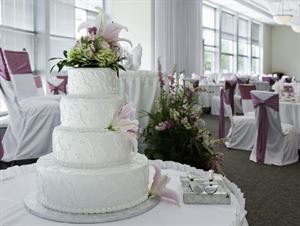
[220,12,235,73]
[237,18,250,74]
[251,22,260,74]
[202,3,262,75]
[202,4,217,73]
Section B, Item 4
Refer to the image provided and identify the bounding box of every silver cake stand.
[24,191,160,224]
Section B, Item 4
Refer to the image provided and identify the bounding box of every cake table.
[0,160,248,226]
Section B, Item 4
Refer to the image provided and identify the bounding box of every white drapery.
[154,0,203,75]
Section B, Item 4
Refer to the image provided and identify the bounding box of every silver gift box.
[180,176,231,205]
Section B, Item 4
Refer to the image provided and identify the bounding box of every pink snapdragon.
[149,166,179,205]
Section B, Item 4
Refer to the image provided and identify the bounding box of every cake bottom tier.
[36,153,149,214]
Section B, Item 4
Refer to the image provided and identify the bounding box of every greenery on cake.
[50,7,129,76]
[142,59,223,173]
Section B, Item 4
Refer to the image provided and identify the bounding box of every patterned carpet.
[203,114,300,226]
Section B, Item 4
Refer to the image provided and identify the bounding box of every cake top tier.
[67,68,117,97]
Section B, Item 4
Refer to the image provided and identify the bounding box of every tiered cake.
[36,68,149,214]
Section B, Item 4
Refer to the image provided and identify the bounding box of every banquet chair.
[249,91,299,165]
[47,76,68,95]
[239,84,256,115]
[0,48,61,163]
[211,80,243,115]
[218,88,256,150]
[3,50,61,102]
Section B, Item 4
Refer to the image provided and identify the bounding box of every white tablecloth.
[118,70,160,130]
[0,160,248,226]
[198,84,223,108]
[280,100,300,131]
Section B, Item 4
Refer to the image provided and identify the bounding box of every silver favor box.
[180,176,231,205]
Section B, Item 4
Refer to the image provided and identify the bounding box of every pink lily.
[149,166,179,205]
[103,23,132,46]
[118,103,136,120]
[77,7,132,46]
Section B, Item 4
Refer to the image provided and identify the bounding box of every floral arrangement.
[142,59,223,173]
[50,7,130,76]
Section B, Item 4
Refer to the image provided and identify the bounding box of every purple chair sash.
[48,80,67,95]
[225,80,237,114]
[251,93,279,164]
[0,142,3,160]
[4,50,32,74]
[219,88,230,139]
[0,48,10,81]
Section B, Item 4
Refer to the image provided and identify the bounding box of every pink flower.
[149,166,179,205]
[88,26,97,35]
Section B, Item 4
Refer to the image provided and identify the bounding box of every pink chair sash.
[225,80,237,114]
[239,84,256,100]
[251,93,279,164]
[4,50,32,74]
[33,76,43,88]
[48,81,67,95]
[219,88,230,139]
[0,48,10,81]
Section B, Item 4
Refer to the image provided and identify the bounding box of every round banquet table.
[0,160,248,226]
[280,100,300,131]
[198,84,223,108]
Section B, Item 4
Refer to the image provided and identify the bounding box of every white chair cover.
[0,49,61,162]
[249,90,299,165]
[223,96,256,151]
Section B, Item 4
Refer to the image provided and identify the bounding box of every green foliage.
[143,70,223,172]
[49,36,125,77]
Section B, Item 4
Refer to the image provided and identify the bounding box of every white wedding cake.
[36,68,149,214]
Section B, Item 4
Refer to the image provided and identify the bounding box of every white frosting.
[60,95,122,129]
[37,153,149,214]
[67,68,117,97]
[52,126,134,168]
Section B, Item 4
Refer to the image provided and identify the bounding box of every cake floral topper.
[108,103,139,153]
[149,166,179,205]
[50,7,131,76]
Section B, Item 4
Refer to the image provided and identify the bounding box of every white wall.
[106,0,153,70]
[271,26,300,78]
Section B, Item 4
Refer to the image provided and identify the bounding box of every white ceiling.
[207,0,300,25]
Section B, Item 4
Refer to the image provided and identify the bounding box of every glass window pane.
[75,0,103,12]
[50,0,75,37]
[238,18,249,38]
[1,0,34,31]
[221,38,234,54]
[203,5,216,29]
[251,23,260,41]
[251,58,259,73]
[221,54,233,73]
[238,38,249,55]
[203,29,216,46]
[75,8,87,39]
[238,56,248,74]
[221,12,234,34]
[204,46,216,73]
[252,44,260,57]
